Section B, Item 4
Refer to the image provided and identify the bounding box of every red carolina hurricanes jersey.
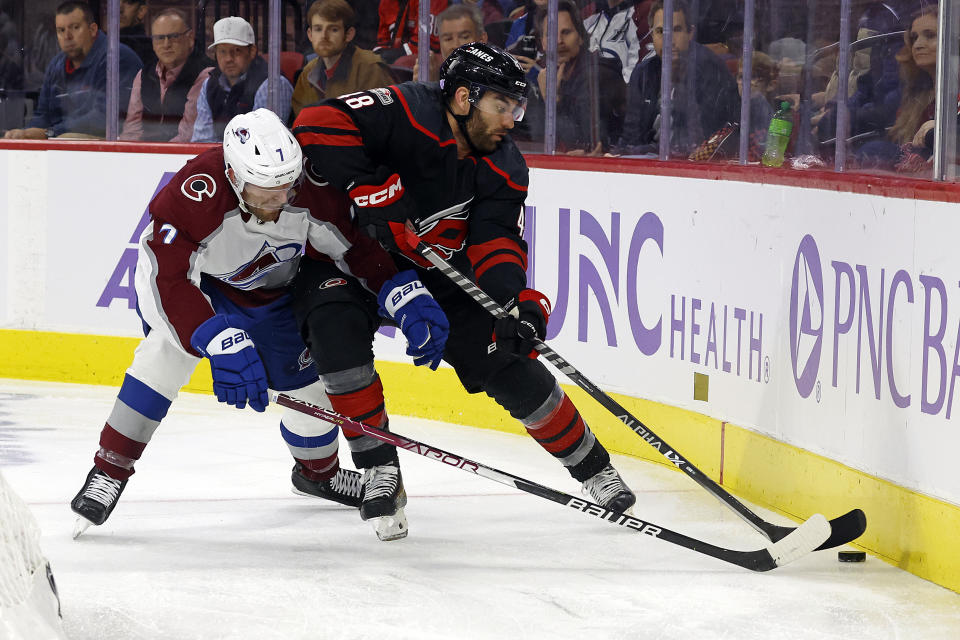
[292,81,530,306]
[135,147,397,355]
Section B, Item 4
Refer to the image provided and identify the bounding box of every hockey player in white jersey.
[70,109,447,541]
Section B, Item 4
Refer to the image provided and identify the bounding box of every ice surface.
[1,380,959,639]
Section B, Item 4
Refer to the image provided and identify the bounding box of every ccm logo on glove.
[350,173,403,207]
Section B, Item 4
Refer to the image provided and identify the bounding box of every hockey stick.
[273,392,830,572]
[403,224,865,550]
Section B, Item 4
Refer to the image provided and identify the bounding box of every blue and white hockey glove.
[493,289,551,359]
[378,270,450,370]
[190,315,269,412]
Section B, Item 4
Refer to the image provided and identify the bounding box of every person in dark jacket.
[191,16,293,142]
[616,0,739,156]
[118,0,153,66]
[120,8,213,142]
[4,1,141,139]
[523,0,625,153]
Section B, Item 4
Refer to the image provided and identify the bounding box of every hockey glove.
[190,315,269,412]
[493,289,552,359]
[378,270,450,370]
[347,168,416,249]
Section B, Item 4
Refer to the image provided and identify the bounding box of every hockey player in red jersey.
[70,109,447,539]
[290,43,636,540]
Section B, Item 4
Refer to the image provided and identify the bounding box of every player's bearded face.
[466,92,518,154]
[241,182,296,222]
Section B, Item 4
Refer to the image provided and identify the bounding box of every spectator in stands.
[191,16,293,142]
[616,0,739,156]
[522,0,625,154]
[413,4,487,82]
[461,0,504,25]
[737,51,778,161]
[374,0,448,65]
[118,0,153,66]
[348,0,380,50]
[0,3,23,91]
[505,0,546,50]
[120,9,213,142]
[3,1,141,139]
[292,0,393,116]
[857,3,941,172]
[583,0,640,83]
[813,2,904,150]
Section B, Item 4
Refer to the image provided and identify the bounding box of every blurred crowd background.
[0,1,957,180]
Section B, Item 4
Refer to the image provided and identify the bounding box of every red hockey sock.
[524,392,587,458]
[294,452,340,482]
[95,424,147,481]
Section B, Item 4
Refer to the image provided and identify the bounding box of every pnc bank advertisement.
[2,149,959,506]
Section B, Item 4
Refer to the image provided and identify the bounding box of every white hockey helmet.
[222,108,303,207]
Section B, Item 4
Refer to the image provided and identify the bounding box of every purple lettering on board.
[749,312,762,382]
[920,274,947,415]
[855,265,885,400]
[578,210,619,346]
[670,295,685,358]
[545,208,571,340]
[886,269,913,408]
[705,303,718,368]
[690,298,701,364]
[831,261,855,388]
[96,247,138,309]
[626,212,663,356]
[733,307,746,376]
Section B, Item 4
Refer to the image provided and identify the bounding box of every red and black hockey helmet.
[440,42,529,120]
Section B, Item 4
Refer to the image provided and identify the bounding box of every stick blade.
[767,513,831,567]
[815,508,867,551]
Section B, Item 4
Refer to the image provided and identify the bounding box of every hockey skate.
[70,466,128,538]
[291,463,363,508]
[360,462,408,541]
[582,464,636,513]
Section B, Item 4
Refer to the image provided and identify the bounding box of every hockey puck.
[838,550,866,563]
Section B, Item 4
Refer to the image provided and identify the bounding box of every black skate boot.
[71,466,128,538]
[582,464,636,513]
[291,463,362,508]
[360,461,408,541]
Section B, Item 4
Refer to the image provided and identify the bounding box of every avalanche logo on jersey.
[389,198,472,269]
[181,174,217,202]
[213,240,302,289]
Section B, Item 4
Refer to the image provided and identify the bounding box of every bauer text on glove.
[190,315,269,412]
[377,270,450,370]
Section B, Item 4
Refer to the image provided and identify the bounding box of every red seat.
[262,51,305,85]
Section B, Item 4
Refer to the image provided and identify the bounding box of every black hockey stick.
[273,392,830,572]
[403,224,865,550]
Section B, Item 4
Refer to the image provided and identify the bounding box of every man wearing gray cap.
[191,16,293,142]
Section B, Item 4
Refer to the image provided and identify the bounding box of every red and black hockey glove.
[347,168,416,249]
[493,289,552,359]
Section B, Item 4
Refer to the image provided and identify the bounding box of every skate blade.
[372,508,408,542]
[72,517,94,539]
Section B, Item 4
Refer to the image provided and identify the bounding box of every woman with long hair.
[857,3,940,172]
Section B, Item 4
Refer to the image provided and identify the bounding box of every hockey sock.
[521,385,610,482]
[327,374,399,469]
[95,424,147,481]
[94,375,174,480]
[292,453,340,482]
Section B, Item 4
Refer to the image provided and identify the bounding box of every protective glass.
[470,88,527,122]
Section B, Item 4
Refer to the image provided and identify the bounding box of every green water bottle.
[761,100,793,167]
